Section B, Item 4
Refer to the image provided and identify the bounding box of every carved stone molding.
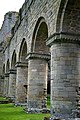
[9,69,16,74]
[5,73,9,77]
[26,52,51,61]
[46,32,80,46]
[15,61,28,67]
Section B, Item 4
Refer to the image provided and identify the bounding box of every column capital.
[46,32,80,46]
[0,75,4,79]
[9,69,16,74]
[5,72,9,77]
[15,61,28,67]
[26,52,50,61]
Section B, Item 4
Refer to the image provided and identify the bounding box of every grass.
[0,97,6,100]
[0,104,50,120]
[0,96,50,120]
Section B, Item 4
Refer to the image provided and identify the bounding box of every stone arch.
[19,38,27,62]
[62,0,80,33]
[11,50,16,69]
[2,64,5,75]
[6,59,10,73]
[56,0,80,33]
[56,0,67,32]
[31,17,49,54]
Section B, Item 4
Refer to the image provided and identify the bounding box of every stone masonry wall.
[0,0,80,119]
[50,43,80,119]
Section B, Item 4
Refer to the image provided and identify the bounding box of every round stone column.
[4,73,9,97]
[47,36,80,119]
[8,69,16,100]
[0,75,4,96]
[26,52,50,111]
[15,62,28,105]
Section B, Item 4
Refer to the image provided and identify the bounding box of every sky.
[0,0,25,28]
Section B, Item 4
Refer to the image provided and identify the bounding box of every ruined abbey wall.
[0,0,80,119]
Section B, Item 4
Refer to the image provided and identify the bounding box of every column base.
[49,106,80,120]
[14,102,27,107]
[24,108,50,114]
[8,96,15,103]
[50,112,80,120]
[49,118,80,120]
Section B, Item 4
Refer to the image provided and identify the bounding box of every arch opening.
[56,0,80,34]
[11,50,16,70]
[58,0,80,33]
[19,39,27,62]
[6,59,10,73]
[2,64,5,75]
[32,19,49,54]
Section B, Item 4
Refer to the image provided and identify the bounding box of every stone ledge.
[46,32,80,46]
[26,52,51,61]
[9,69,16,74]
[15,62,28,67]
[5,73,9,77]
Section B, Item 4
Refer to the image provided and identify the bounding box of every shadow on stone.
[44,117,50,120]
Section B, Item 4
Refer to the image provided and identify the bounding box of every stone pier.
[4,73,9,97]
[8,69,16,101]
[26,52,50,112]
[0,75,4,96]
[47,37,80,119]
[15,62,28,105]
